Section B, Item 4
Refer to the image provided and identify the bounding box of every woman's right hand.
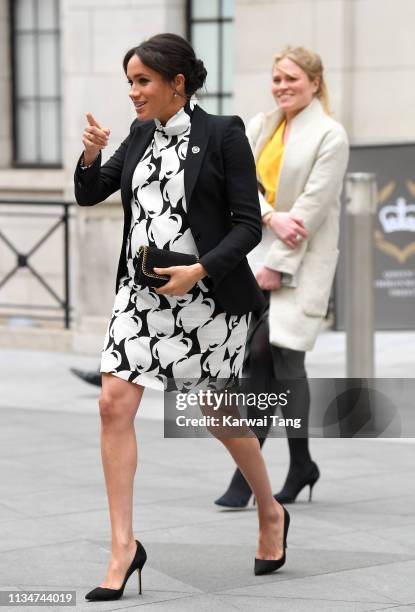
[267,212,308,249]
[82,112,110,165]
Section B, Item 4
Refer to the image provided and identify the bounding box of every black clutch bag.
[135,245,199,288]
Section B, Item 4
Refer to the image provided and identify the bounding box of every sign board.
[335,144,415,330]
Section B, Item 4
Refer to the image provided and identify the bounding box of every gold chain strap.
[138,245,199,281]
[138,246,169,280]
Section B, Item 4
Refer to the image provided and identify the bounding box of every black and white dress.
[101,101,250,391]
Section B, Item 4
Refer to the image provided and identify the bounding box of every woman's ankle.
[111,536,136,553]
[258,498,281,523]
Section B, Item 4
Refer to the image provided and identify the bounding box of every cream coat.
[246,98,349,351]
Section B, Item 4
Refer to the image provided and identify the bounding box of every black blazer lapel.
[121,121,156,207]
[184,105,210,207]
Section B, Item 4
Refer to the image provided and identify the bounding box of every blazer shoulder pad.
[207,113,245,133]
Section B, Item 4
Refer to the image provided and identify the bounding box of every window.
[187,0,234,115]
[11,0,62,166]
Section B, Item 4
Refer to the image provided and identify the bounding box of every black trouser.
[244,293,312,468]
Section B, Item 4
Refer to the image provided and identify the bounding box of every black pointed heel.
[85,540,147,601]
[254,506,290,576]
[214,468,253,508]
[274,462,320,504]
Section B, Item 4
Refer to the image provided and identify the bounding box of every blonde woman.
[216,46,349,508]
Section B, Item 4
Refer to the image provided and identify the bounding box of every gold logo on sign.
[374,181,415,262]
[374,230,415,263]
[406,180,415,198]
[377,181,396,206]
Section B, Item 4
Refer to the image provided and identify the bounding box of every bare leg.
[98,373,144,588]
[220,436,285,560]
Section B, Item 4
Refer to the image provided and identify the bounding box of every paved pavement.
[1,331,414,611]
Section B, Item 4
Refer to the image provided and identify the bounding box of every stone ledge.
[0,169,66,192]
[0,323,106,355]
[0,326,73,352]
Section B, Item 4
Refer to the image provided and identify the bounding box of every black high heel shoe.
[85,540,147,601]
[274,462,320,504]
[214,468,253,508]
[254,506,290,576]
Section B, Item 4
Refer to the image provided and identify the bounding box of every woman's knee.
[98,380,140,427]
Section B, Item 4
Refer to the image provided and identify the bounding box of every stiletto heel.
[308,477,318,502]
[85,540,147,601]
[137,568,142,595]
[254,506,290,576]
[274,461,320,504]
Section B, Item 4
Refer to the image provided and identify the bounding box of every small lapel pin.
[192,146,200,154]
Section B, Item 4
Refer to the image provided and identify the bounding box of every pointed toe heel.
[254,552,286,576]
[85,540,147,601]
[254,506,290,576]
[215,469,253,508]
[214,490,252,508]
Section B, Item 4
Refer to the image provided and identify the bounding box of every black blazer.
[74,104,265,315]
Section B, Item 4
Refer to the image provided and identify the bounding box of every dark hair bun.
[123,34,208,98]
[187,58,207,95]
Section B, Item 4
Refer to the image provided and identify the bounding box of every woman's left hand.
[267,213,308,248]
[256,266,281,291]
[154,263,207,296]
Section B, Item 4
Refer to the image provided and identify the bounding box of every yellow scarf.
[257,120,286,206]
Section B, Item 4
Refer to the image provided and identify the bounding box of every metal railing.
[0,199,72,328]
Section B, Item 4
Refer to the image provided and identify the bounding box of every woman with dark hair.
[75,33,290,602]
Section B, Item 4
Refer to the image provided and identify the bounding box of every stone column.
[0,0,11,168]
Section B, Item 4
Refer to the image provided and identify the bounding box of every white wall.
[234,0,415,144]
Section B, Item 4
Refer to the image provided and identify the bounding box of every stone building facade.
[0,0,414,351]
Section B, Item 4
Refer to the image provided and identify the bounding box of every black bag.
[135,245,199,288]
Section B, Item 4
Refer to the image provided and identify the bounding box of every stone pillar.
[0,0,11,168]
